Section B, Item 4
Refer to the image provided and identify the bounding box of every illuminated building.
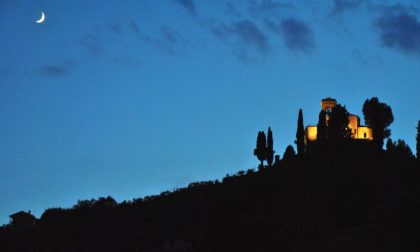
[305,98,373,142]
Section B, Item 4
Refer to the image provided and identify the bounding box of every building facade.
[306,98,373,141]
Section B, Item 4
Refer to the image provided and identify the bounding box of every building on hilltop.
[9,210,35,232]
[306,97,373,142]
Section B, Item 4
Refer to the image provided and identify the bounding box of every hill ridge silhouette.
[1,97,420,251]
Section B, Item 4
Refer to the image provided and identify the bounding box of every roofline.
[10,211,33,218]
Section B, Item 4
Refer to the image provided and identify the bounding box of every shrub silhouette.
[283,145,296,161]
[274,155,280,165]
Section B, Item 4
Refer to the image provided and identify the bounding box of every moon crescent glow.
[36,12,45,24]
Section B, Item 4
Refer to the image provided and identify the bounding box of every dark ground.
[1,141,419,251]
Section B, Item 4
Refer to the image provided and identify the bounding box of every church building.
[306,98,373,141]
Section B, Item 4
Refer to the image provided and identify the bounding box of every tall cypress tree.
[317,110,327,142]
[266,127,275,166]
[254,131,267,167]
[295,109,305,155]
[417,120,420,159]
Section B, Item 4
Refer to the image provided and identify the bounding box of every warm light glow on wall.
[306,126,317,141]
[348,115,359,137]
[305,98,374,142]
[357,126,373,140]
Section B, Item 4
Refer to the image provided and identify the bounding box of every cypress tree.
[254,131,267,168]
[295,109,305,155]
[266,127,275,166]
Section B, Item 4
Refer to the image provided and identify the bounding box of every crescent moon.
[36,12,46,24]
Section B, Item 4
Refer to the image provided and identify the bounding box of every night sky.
[1,0,420,224]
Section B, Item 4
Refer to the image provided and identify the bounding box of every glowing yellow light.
[306,98,374,142]
[357,126,373,140]
[348,115,359,137]
[306,126,317,141]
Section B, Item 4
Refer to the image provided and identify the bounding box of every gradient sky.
[1,0,420,224]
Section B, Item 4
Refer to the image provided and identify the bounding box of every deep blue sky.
[1,0,420,224]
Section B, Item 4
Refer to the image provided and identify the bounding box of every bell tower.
[321,97,337,112]
[321,97,337,124]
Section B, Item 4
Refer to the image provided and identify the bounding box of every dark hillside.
[1,141,419,251]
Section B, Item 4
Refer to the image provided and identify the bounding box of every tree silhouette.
[283,145,296,161]
[386,138,395,152]
[254,131,267,168]
[362,97,394,149]
[295,109,305,155]
[317,110,327,142]
[266,127,275,166]
[328,104,351,141]
[386,138,414,159]
[417,120,420,159]
[394,139,414,159]
[274,155,280,165]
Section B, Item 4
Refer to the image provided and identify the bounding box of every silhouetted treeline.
[1,143,419,251]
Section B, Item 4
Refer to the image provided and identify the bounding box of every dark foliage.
[387,138,415,160]
[395,139,414,159]
[1,139,420,251]
[254,131,267,168]
[274,155,280,165]
[386,138,395,152]
[266,127,275,166]
[363,97,394,149]
[328,104,351,141]
[1,140,419,252]
[295,109,305,155]
[317,109,327,142]
[283,145,296,161]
